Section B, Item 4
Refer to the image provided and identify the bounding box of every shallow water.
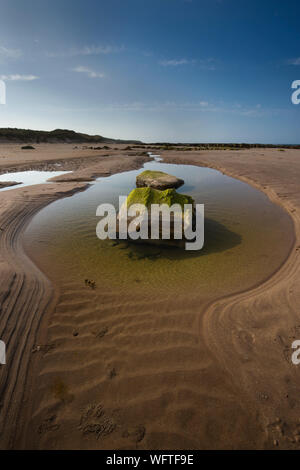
[23,161,294,301]
[0,170,71,191]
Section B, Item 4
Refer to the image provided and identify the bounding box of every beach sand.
[0,144,300,449]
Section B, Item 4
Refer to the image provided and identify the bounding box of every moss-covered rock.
[116,187,195,248]
[126,187,194,210]
[136,170,184,190]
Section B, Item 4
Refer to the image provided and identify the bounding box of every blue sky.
[0,0,299,143]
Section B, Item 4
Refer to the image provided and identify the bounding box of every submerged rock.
[136,170,184,190]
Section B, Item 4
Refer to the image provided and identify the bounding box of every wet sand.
[0,144,300,449]
[0,145,149,449]
[0,143,147,173]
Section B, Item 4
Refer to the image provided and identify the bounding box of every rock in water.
[136,170,184,190]
[125,187,194,210]
[117,187,195,248]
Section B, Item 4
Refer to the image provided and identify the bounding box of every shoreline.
[0,145,299,448]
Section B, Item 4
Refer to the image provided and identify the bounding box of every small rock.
[136,170,184,190]
[109,368,117,379]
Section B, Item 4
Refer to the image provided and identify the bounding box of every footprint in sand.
[232,328,255,361]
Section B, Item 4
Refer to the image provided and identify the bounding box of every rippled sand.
[22,160,294,449]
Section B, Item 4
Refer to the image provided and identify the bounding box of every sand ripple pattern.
[0,184,87,449]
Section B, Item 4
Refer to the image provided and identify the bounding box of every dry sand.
[0,144,300,449]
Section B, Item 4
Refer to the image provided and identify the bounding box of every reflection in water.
[23,161,293,300]
[116,217,242,261]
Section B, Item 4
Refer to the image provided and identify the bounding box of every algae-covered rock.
[116,187,195,248]
[136,170,184,190]
[126,187,194,210]
[119,187,194,228]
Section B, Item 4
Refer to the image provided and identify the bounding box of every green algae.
[126,187,194,210]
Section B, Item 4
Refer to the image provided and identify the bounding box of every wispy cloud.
[100,100,270,117]
[142,50,154,57]
[288,57,300,65]
[102,101,211,112]
[159,58,195,66]
[0,46,22,59]
[159,58,216,70]
[48,45,124,58]
[0,74,39,81]
[72,66,105,78]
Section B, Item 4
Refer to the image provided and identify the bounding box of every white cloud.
[72,66,105,78]
[142,51,153,57]
[48,45,124,58]
[0,46,22,59]
[0,74,39,81]
[103,101,212,112]
[159,58,194,66]
[100,100,270,117]
[159,58,216,70]
[288,58,300,65]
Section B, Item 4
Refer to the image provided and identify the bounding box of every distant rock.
[21,145,35,150]
[136,170,184,190]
